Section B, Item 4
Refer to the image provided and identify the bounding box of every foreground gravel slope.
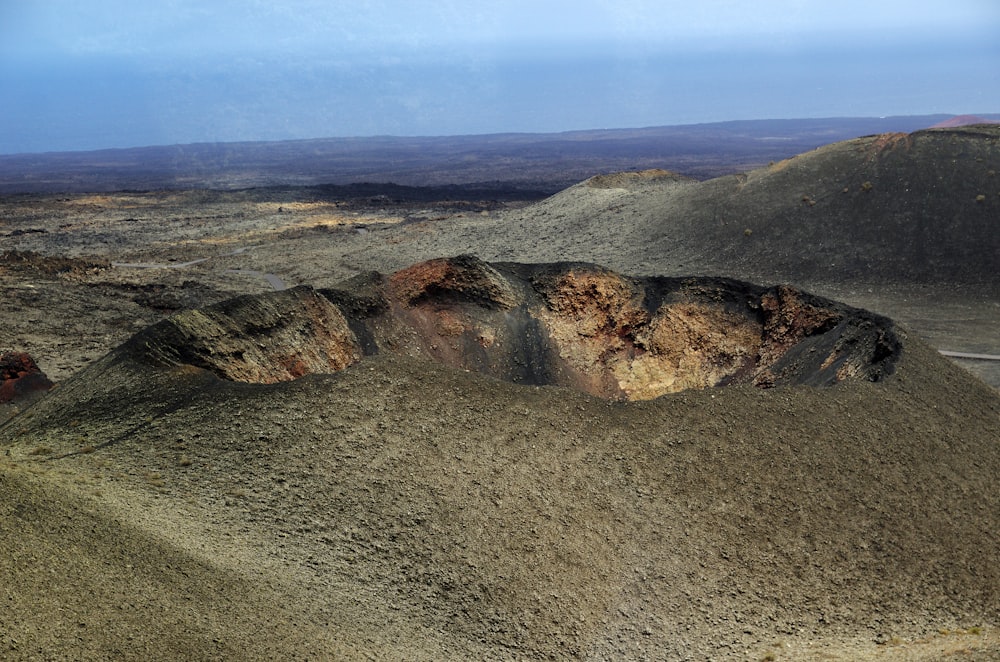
[2,268,998,660]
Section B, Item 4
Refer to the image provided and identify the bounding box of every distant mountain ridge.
[3,114,998,194]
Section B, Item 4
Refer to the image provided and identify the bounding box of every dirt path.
[939,350,1000,361]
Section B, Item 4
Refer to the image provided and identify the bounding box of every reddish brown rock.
[353,258,899,398]
[124,257,901,399]
[388,254,517,309]
[0,351,54,403]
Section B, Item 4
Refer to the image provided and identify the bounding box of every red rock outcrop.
[0,351,54,403]
[125,257,901,399]
[374,259,898,398]
[389,254,517,309]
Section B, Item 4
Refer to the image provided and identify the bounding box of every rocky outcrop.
[133,286,362,383]
[0,351,54,403]
[122,257,900,400]
[389,254,517,309]
[753,285,899,387]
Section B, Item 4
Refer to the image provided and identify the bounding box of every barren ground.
[2,187,997,388]
[2,170,999,660]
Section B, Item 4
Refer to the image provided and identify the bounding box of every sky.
[1,0,999,154]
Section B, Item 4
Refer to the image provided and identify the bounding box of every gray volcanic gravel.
[2,126,1000,660]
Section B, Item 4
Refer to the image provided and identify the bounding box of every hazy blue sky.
[2,0,999,153]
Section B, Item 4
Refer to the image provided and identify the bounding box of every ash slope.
[2,266,999,660]
[349,126,1000,290]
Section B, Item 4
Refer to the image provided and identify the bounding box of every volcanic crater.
[131,256,900,400]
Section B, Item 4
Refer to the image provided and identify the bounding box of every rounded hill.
[384,126,1000,292]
